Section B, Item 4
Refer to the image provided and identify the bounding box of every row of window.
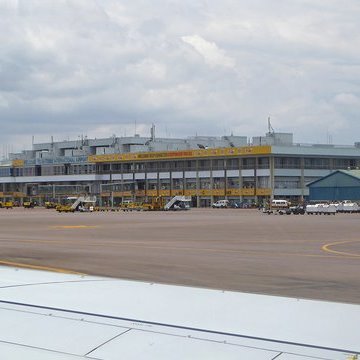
[100,157,360,173]
[2,156,360,178]
[100,176,271,192]
[100,158,266,173]
[274,157,360,169]
[1,175,315,194]
[37,184,91,195]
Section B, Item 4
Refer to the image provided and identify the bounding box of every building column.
[270,156,275,200]
[196,160,200,208]
[110,164,114,207]
[239,158,243,202]
[210,159,214,206]
[300,157,305,202]
[145,170,148,202]
[224,168,228,200]
[254,157,258,204]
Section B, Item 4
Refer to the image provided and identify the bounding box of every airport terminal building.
[1,128,360,207]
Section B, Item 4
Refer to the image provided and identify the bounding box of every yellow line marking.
[114,244,338,258]
[0,260,85,275]
[4,238,358,259]
[50,225,99,229]
[322,240,360,258]
[1,238,345,258]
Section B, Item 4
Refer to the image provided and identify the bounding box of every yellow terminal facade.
[89,145,272,207]
[1,130,360,206]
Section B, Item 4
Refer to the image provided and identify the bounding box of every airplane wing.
[0,266,359,359]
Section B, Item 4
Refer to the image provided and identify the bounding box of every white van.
[212,200,229,208]
[271,199,290,208]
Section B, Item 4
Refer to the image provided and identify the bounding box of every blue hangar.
[307,170,360,201]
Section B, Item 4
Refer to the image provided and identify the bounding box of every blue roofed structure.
[307,170,360,201]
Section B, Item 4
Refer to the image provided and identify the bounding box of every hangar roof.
[307,170,360,188]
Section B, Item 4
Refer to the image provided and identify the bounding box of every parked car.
[228,201,254,209]
[286,205,305,215]
[229,201,241,208]
[212,200,229,208]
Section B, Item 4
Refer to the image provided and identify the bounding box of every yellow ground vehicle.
[142,196,165,211]
[56,204,75,213]
[0,201,3,208]
[56,196,96,213]
[45,201,57,209]
[23,201,36,209]
[120,201,143,211]
[4,201,14,209]
[56,196,78,213]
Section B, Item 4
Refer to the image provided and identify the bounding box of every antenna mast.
[268,116,274,134]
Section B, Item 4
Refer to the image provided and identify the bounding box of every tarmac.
[1,207,360,304]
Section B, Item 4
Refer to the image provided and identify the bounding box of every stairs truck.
[164,196,191,211]
[57,196,96,213]
[141,196,192,211]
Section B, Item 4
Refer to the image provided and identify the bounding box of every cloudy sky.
[0,0,359,155]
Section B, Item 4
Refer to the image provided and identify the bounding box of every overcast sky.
[0,0,360,156]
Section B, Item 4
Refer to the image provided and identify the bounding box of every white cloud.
[182,35,236,69]
[0,95,9,108]
[334,93,360,106]
[126,59,167,82]
[0,0,359,151]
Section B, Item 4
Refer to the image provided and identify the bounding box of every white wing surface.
[0,266,359,359]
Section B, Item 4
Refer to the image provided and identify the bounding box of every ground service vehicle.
[120,202,143,211]
[4,201,14,209]
[306,204,336,215]
[56,196,96,213]
[45,201,57,209]
[212,200,229,208]
[142,197,166,211]
[56,204,75,213]
[271,200,290,208]
[164,196,191,210]
[263,199,290,215]
[286,205,305,215]
[23,201,35,208]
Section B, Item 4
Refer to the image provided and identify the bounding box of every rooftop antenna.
[150,124,156,141]
[326,130,333,145]
[268,116,274,134]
